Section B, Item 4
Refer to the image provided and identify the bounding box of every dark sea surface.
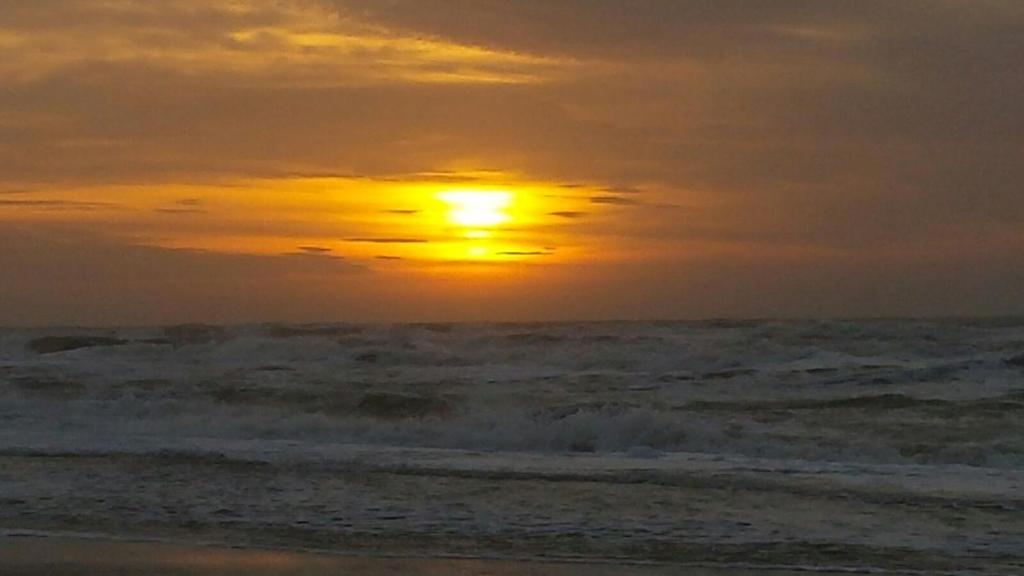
[2,320,1023,573]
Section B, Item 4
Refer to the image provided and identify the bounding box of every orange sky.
[2,1,1023,324]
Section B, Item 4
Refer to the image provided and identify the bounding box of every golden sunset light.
[438,190,512,229]
[1,0,1021,325]
[2,3,1023,574]
[1,175,594,272]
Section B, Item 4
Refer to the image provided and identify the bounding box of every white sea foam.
[1,320,1022,464]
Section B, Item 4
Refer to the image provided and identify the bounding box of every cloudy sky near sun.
[2,0,1022,325]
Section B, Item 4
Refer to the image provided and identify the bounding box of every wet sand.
[0,537,852,575]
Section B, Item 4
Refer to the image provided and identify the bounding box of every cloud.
[297,245,333,254]
[2,0,1024,321]
[589,196,641,206]
[346,237,428,244]
[153,198,208,214]
[0,224,367,325]
[0,199,119,211]
[156,207,207,215]
[330,0,878,60]
[497,251,552,256]
[601,186,642,195]
[0,1,571,87]
[155,208,205,214]
[287,246,345,260]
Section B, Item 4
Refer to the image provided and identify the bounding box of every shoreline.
[0,534,865,575]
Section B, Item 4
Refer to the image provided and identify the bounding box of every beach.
[1,537,874,575]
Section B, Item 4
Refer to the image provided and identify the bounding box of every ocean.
[1,320,1022,573]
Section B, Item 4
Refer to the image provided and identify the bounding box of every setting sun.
[437,190,512,228]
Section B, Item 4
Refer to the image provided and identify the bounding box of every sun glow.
[31,176,593,267]
[467,245,490,258]
[438,190,512,228]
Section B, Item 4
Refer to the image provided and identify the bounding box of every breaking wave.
[1,319,1022,467]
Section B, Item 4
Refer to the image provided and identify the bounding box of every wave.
[4,439,1023,516]
[685,391,1024,413]
[2,393,1022,468]
[1,320,1023,468]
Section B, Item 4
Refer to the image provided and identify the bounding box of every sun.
[437,190,512,228]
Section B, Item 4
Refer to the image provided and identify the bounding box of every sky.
[1,0,1023,325]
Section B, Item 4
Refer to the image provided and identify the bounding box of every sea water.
[1,320,1022,573]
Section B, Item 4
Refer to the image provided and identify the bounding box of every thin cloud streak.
[345,238,429,244]
[0,1,573,87]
